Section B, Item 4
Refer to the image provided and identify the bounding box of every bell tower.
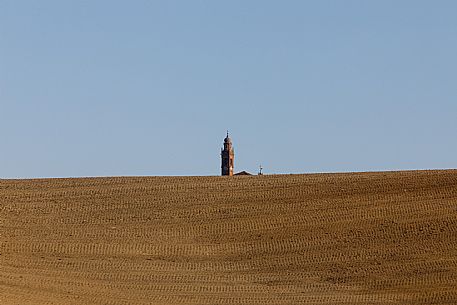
[221,131,234,176]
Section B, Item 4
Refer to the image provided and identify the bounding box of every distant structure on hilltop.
[221,131,234,176]
[221,132,254,176]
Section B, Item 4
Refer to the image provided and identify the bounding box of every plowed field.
[1,170,457,304]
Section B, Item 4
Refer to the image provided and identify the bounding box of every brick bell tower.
[221,131,234,176]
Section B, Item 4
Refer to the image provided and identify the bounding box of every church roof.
[234,171,252,176]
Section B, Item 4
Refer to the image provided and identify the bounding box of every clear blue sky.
[1,1,456,178]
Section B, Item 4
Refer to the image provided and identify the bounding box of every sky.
[1,1,456,178]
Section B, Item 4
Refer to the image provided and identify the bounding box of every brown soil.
[1,170,457,304]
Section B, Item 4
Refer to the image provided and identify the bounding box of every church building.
[221,132,234,176]
[221,132,255,176]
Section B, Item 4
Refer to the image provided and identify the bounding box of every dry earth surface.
[1,170,457,304]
